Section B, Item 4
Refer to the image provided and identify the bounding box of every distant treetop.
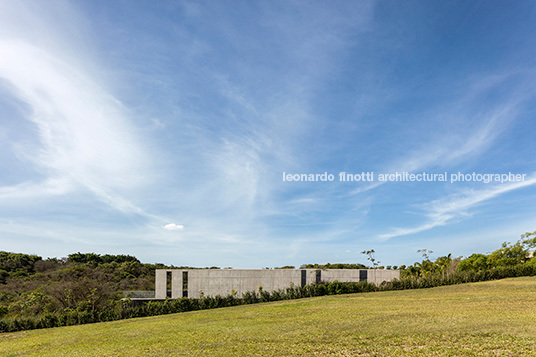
[67,252,140,265]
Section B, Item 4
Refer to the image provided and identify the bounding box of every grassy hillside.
[1,277,536,356]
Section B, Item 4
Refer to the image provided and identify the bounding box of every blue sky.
[1,0,536,267]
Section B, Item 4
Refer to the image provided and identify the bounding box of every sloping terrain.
[1,277,536,356]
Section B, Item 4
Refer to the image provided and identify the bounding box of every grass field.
[1,277,536,356]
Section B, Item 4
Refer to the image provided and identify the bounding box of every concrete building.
[153,268,400,299]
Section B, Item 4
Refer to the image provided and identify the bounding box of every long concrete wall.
[319,269,400,285]
[186,269,321,299]
[155,269,400,299]
[367,269,401,285]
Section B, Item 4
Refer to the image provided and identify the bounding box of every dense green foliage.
[399,230,536,278]
[457,231,536,271]
[67,253,140,265]
[0,253,169,327]
[4,277,536,356]
[2,262,536,333]
[299,262,367,269]
[1,230,535,333]
[0,252,42,282]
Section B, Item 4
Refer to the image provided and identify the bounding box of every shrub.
[4,261,536,333]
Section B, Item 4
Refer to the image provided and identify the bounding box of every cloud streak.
[1,1,535,267]
[0,38,156,218]
[379,174,536,240]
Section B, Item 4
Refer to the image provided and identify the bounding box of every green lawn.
[2,277,536,356]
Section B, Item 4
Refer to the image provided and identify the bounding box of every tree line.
[0,230,534,332]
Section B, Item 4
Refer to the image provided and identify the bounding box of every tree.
[488,241,528,267]
[457,231,536,271]
[457,253,490,272]
[434,254,453,277]
[417,249,433,261]
[361,249,380,268]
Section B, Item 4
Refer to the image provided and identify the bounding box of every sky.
[1,0,536,268]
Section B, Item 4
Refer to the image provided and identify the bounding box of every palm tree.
[435,254,452,278]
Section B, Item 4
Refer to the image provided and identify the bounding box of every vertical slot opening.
[166,271,172,298]
[183,271,188,298]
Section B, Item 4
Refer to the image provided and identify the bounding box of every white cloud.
[379,174,536,240]
[0,178,73,200]
[163,223,185,231]
[0,38,155,217]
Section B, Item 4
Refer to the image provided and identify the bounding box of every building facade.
[154,268,400,299]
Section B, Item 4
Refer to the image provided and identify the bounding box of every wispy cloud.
[0,39,155,218]
[389,71,532,174]
[0,178,73,200]
[379,174,536,240]
[349,70,534,200]
[1,1,535,268]
[369,70,536,241]
[140,1,378,232]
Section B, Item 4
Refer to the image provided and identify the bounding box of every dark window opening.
[182,271,188,298]
[166,271,172,298]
